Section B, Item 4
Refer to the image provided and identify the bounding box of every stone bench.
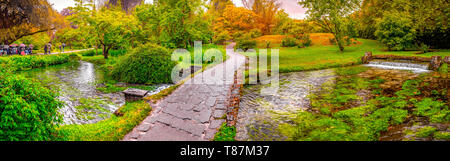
[123,88,149,102]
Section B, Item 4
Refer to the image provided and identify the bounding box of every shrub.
[111,43,177,84]
[81,50,97,56]
[375,12,416,51]
[281,37,298,47]
[235,39,257,52]
[0,73,63,141]
[329,38,337,45]
[248,29,263,39]
[214,31,231,45]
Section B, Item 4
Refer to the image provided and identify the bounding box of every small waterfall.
[365,60,431,73]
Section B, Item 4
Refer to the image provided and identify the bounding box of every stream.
[236,60,432,141]
[19,61,169,125]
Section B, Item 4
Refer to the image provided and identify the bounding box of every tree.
[242,0,281,35]
[0,0,65,44]
[353,0,449,48]
[91,9,139,59]
[213,5,257,40]
[209,0,233,16]
[68,0,139,59]
[136,0,210,48]
[106,0,144,13]
[375,12,415,51]
[299,0,360,52]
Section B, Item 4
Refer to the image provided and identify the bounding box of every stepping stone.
[123,88,149,101]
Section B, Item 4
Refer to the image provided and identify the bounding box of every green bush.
[375,12,416,51]
[248,29,263,39]
[0,73,63,141]
[111,43,177,84]
[235,39,257,52]
[1,54,70,72]
[282,37,298,47]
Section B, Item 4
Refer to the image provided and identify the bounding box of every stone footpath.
[123,43,245,141]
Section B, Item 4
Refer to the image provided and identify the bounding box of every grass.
[213,123,236,141]
[243,38,449,73]
[58,100,152,141]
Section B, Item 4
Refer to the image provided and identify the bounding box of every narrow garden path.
[123,43,245,141]
[36,48,93,55]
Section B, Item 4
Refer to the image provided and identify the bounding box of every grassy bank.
[245,39,449,73]
[0,53,80,72]
[58,100,152,141]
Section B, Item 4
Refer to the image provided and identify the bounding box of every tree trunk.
[335,36,344,52]
[103,45,109,59]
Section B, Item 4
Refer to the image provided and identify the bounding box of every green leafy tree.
[136,0,211,48]
[0,72,63,141]
[375,12,415,51]
[90,9,139,59]
[299,0,360,52]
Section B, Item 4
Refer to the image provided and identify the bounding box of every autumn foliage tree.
[213,5,257,42]
[0,0,65,44]
[242,0,281,35]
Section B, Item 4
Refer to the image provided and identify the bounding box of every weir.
[361,52,449,71]
[365,60,431,73]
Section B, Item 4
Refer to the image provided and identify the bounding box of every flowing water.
[236,60,432,141]
[236,69,337,141]
[19,61,169,125]
[365,60,431,73]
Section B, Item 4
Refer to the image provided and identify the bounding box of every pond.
[19,61,169,125]
[236,60,432,141]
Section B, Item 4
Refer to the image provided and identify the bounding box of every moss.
[434,131,450,140]
[415,126,437,138]
[214,123,236,141]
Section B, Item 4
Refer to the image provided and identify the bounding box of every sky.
[48,0,307,19]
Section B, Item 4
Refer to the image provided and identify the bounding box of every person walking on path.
[44,44,48,55]
[47,42,52,55]
[62,43,66,52]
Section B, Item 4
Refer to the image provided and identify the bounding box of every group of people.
[0,44,34,56]
[0,42,66,56]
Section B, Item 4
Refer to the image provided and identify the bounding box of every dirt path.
[123,43,245,141]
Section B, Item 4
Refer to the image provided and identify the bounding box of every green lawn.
[246,39,450,73]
